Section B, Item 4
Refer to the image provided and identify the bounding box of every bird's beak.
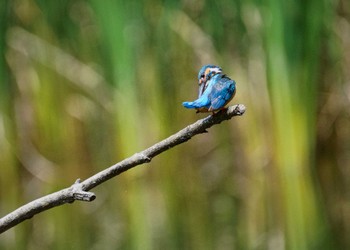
[198,81,205,97]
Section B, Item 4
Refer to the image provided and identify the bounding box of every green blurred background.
[0,0,349,249]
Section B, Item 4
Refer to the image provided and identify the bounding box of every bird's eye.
[200,74,205,78]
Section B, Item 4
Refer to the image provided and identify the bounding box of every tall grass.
[0,0,348,249]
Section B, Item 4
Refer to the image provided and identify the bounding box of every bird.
[182,65,236,113]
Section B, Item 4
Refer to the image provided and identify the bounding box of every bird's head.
[197,64,222,96]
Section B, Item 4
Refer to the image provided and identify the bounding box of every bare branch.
[0,104,245,234]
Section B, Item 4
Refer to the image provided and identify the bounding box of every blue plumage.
[183,65,236,113]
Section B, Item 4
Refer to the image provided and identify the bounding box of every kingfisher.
[182,65,236,113]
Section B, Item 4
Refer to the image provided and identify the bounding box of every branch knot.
[70,179,96,202]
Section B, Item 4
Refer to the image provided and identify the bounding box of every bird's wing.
[209,76,236,110]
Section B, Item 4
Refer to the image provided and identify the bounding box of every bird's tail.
[182,97,209,109]
[182,101,197,109]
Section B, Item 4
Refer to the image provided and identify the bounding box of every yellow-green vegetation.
[0,0,348,249]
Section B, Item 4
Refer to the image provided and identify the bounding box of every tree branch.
[0,104,246,234]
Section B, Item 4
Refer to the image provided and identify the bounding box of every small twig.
[0,104,246,234]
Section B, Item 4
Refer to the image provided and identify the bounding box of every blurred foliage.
[0,0,350,249]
